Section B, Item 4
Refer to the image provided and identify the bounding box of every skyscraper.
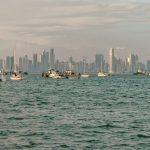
[6,56,13,72]
[19,57,23,71]
[41,50,49,72]
[50,48,55,69]
[109,48,115,74]
[0,59,3,70]
[32,53,38,72]
[127,53,138,73]
[95,54,104,72]
[23,55,29,72]
[147,60,150,71]
[68,56,74,70]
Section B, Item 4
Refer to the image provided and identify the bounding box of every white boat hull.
[10,77,23,80]
[10,74,23,80]
[98,72,108,77]
[81,74,89,78]
[49,73,62,79]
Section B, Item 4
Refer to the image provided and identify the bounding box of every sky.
[0,0,150,62]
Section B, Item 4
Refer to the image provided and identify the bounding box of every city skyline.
[0,47,149,64]
[0,48,150,74]
[0,0,150,62]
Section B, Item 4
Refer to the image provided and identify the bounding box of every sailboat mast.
[13,49,17,73]
[101,55,104,72]
[83,57,86,73]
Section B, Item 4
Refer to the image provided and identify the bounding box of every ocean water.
[0,75,150,150]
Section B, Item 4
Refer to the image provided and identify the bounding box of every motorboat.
[42,68,62,79]
[133,69,147,75]
[64,70,76,79]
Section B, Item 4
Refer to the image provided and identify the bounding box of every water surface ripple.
[0,75,150,149]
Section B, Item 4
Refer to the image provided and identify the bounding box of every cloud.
[0,0,150,55]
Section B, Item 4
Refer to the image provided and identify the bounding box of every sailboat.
[97,59,109,77]
[81,57,89,78]
[10,50,23,80]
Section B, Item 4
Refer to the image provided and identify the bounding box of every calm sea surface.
[0,75,150,150]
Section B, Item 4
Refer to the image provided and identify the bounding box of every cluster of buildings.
[0,48,150,74]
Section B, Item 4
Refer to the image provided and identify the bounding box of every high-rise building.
[28,60,32,73]
[19,57,23,71]
[6,56,13,72]
[147,60,150,71]
[108,48,115,74]
[33,53,38,70]
[95,54,104,72]
[127,53,138,73]
[89,62,95,73]
[0,59,3,70]
[41,50,49,72]
[68,56,74,70]
[22,55,29,72]
[50,48,55,69]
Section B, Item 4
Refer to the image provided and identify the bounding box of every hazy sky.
[0,0,150,62]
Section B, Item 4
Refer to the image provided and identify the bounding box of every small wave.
[0,130,18,136]
[98,124,121,129]
[60,144,70,148]
[85,139,100,143]
[137,134,150,138]
[8,117,24,120]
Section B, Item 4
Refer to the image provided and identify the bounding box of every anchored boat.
[10,50,23,81]
[42,68,63,79]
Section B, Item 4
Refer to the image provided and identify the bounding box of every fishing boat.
[10,50,23,81]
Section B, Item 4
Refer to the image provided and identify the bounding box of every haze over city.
[0,0,150,62]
